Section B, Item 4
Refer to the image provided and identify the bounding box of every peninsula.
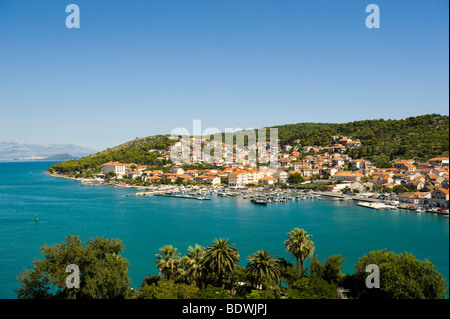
[47,114,449,213]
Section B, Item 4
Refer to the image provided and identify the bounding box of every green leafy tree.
[137,279,199,299]
[309,255,325,278]
[193,285,233,299]
[322,255,347,285]
[296,276,338,299]
[15,235,131,299]
[105,171,117,179]
[246,287,282,299]
[245,250,282,289]
[288,173,304,184]
[155,245,181,281]
[350,249,448,299]
[181,244,206,287]
[341,186,351,194]
[202,238,240,287]
[284,228,315,272]
[393,184,410,194]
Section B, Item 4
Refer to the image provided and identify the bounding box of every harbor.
[77,174,450,217]
[118,183,449,216]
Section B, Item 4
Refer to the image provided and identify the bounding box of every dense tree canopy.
[273,114,449,166]
[48,135,172,177]
[16,232,449,300]
[16,235,131,299]
[347,249,449,299]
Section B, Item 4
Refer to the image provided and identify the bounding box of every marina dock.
[357,202,397,210]
[123,186,448,216]
[126,191,210,200]
[312,192,380,203]
[154,194,210,200]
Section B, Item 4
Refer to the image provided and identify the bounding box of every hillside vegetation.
[48,135,172,177]
[274,113,449,166]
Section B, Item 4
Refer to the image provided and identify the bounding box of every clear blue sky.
[0,0,448,150]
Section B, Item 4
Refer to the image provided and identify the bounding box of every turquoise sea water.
[0,161,448,298]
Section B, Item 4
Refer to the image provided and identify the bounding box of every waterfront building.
[102,162,126,176]
[430,188,449,208]
[332,171,364,182]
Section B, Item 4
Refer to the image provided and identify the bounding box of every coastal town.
[90,135,450,214]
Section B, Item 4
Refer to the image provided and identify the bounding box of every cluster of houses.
[102,162,224,186]
[101,136,449,208]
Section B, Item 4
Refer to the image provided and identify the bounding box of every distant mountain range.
[0,141,97,161]
[42,153,80,161]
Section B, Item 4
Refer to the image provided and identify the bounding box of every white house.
[127,171,142,179]
[332,171,364,182]
[259,176,277,185]
[206,176,221,186]
[170,167,185,175]
[102,162,126,176]
[247,169,263,184]
[352,159,368,170]
[274,171,288,183]
[228,170,248,187]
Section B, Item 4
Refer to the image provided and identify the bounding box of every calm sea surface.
[0,161,448,298]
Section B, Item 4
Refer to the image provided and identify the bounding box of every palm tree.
[181,244,205,287]
[155,245,181,280]
[202,238,240,287]
[245,250,281,289]
[284,228,315,272]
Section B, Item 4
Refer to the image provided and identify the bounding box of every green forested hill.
[48,114,449,176]
[273,113,449,166]
[48,135,172,177]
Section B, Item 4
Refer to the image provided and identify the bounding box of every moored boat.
[251,198,268,205]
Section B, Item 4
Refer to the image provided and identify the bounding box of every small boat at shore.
[251,198,268,205]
